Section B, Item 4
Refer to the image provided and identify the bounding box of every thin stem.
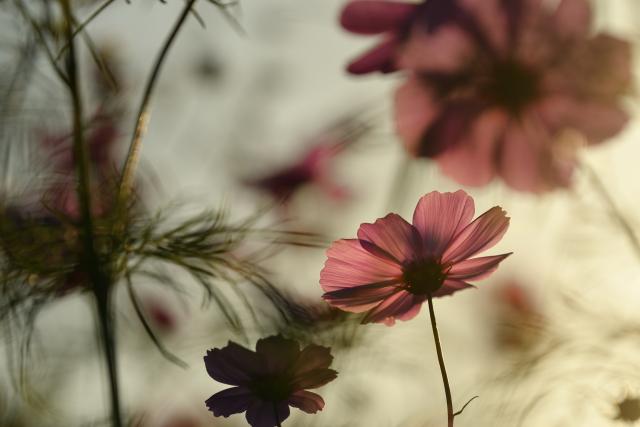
[59,1,122,426]
[583,163,640,260]
[273,402,282,427]
[117,0,197,207]
[427,294,454,427]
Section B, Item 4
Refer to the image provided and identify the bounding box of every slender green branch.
[59,1,121,426]
[427,294,454,427]
[55,0,117,61]
[117,0,198,206]
[583,163,640,260]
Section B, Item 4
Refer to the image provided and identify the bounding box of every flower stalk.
[427,293,454,427]
[59,1,122,426]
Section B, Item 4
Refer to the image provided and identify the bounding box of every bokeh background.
[2,0,640,426]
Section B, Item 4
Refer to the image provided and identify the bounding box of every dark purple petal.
[245,400,290,427]
[205,386,255,417]
[255,335,300,375]
[204,342,265,386]
[288,390,325,414]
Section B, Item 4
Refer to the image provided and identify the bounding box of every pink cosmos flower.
[245,116,367,204]
[245,144,347,204]
[320,190,510,325]
[393,0,631,192]
[204,335,337,427]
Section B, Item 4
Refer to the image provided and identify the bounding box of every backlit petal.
[357,213,421,263]
[442,206,510,264]
[412,190,475,258]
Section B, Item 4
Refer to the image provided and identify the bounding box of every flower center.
[402,259,446,295]
[249,375,292,402]
[486,59,539,114]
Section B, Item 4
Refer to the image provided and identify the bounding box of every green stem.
[59,1,121,426]
[117,0,198,207]
[427,294,454,427]
[583,163,640,261]
[273,402,282,427]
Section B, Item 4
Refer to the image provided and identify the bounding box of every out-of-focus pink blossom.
[391,0,631,192]
[320,190,510,325]
[492,282,544,352]
[245,117,367,204]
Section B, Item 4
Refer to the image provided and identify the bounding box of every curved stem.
[273,402,282,427]
[583,163,640,260]
[427,294,454,427]
[117,0,197,206]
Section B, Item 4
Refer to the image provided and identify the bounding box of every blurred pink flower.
[320,190,510,325]
[245,144,347,204]
[393,0,631,191]
[245,116,368,204]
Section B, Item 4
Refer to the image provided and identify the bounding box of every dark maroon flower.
[204,335,337,427]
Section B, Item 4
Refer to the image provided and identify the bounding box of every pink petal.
[432,279,475,297]
[459,0,510,54]
[412,190,475,259]
[442,206,510,264]
[347,37,399,74]
[323,282,401,312]
[537,95,629,144]
[361,290,425,325]
[447,253,512,281]
[394,76,441,155]
[398,25,473,73]
[416,101,483,157]
[498,122,552,192]
[320,239,402,292]
[554,0,591,39]
[340,0,417,35]
[357,213,421,264]
[436,109,507,187]
[289,390,325,414]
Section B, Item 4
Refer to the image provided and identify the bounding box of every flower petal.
[340,0,417,35]
[357,213,421,264]
[292,367,338,391]
[498,122,554,192]
[447,253,512,281]
[361,290,425,325]
[398,25,473,73]
[323,282,402,312]
[204,342,264,386]
[554,0,591,39]
[537,95,628,144]
[442,206,510,264]
[435,109,507,186]
[412,190,475,259]
[320,239,402,293]
[245,400,290,427]
[288,390,325,414]
[256,336,300,374]
[394,76,441,155]
[347,37,399,75]
[205,386,255,418]
[432,279,475,297]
